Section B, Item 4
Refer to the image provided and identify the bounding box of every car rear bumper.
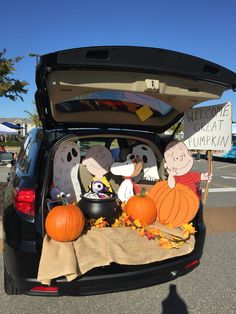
[4,249,203,296]
[44,254,203,296]
[3,223,205,296]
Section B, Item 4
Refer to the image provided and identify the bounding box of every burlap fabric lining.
[37,223,195,285]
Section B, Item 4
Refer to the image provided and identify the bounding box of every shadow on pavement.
[162,284,188,314]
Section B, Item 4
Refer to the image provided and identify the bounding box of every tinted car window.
[77,139,106,159]
[17,129,43,174]
[18,134,32,173]
[55,90,172,118]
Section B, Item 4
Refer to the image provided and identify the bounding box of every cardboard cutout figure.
[82,145,113,194]
[52,141,81,203]
[111,153,142,202]
[164,140,212,196]
[132,144,159,182]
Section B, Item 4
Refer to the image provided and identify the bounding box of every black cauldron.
[78,193,122,225]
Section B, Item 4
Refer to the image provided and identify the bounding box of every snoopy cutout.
[111,153,142,202]
[132,144,159,182]
[52,141,81,203]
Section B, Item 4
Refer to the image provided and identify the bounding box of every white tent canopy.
[0,123,18,135]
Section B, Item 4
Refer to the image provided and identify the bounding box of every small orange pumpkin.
[125,188,157,226]
[45,203,85,242]
[148,181,199,228]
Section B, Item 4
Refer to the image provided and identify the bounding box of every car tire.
[4,266,20,295]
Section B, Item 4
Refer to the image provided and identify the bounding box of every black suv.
[3,46,236,296]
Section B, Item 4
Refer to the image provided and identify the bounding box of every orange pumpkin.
[45,203,85,242]
[148,181,199,228]
[125,189,157,226]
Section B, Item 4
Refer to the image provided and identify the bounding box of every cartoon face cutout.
[111,153,143,202]
[54,142,81,168]
[82,145,113,179]
[132,144,159,181]
[111,153,142,177]
[53,141,81,202]
[164,141,193,176]
[128,154,143,177]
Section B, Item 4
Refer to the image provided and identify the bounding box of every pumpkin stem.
[57,193,69,205]
[139,188,146,197]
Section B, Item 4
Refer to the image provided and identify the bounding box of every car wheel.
[4,266,20,295]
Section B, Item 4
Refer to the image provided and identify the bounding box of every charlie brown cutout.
[164,140,212,197]
[82,145,113,193]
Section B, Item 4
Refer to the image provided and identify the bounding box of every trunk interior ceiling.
[46,70,226,127]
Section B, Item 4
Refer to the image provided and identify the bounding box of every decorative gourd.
[148,181,199,228]
[125,188,157,226]
[45,203,85,242]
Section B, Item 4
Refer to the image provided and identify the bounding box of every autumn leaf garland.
[87,212,196,249]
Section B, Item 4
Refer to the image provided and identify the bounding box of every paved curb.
[203,207,236,234]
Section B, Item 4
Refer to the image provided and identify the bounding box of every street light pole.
[29,53,40,65]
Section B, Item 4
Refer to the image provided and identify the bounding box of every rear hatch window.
[56,91,172,117]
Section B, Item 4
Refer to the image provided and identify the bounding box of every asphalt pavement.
[192,159,236,208]
[0,233,235,314]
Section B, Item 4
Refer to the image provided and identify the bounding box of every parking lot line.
[216,164,236,169]
[203,187,236,193]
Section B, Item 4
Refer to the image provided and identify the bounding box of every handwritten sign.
[184,102,232,150]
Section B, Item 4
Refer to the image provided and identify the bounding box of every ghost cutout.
[111,153,142,202]
[52,141,81,203]
[132,144,159,182]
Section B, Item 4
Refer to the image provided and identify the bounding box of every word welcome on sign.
[184,102,232,151]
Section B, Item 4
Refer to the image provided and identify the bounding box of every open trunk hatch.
[35,46,236,131]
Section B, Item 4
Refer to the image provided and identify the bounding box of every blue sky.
[1,0,236,121]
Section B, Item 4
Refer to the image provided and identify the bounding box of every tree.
[0,49,28,101]
[25,109,41,127]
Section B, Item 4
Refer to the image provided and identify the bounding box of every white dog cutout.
[132,144,159,182]
[111,154,142,202]
[52,141,81,203]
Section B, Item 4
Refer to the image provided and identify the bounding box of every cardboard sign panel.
[184,102,232,151]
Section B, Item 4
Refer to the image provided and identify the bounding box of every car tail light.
[15,188,35,217]
[30,286,59,293]
[185,259,199,269]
